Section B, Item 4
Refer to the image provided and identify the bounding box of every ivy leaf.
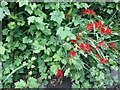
[15,79,26,88]
[2,7,10,15]
[44,57,52,62]
[56,27,76,40]
[17,0,28,7]
[0,7,4,21]
[18,44,27,50]
[0,42,5,55]
[72,82,80,88]
[27,16,35,25]
[23,36,31,44]
[64,68,70,76]
[33,41,45,53]
[50,65,58,74]
[2,29,9,35]
[50,10,65,25]
[27,77,39,88]
[25,5,33,15]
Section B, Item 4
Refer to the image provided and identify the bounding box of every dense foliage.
[0,1,120,88]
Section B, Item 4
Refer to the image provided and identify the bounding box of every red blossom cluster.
[56,68,63,78]
[109,42,116,49]
[68,50,77,58]
[96,40,108,50]
[96,54,108,64]
[79,42,91,53]
[67,9,116,65]
[86,20,112,36]
[81,9,95,15]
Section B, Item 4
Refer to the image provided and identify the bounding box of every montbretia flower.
[79,42,91,53]
[82,9,95,15]
[96,54,108,64]
[94,20,104,29]
[70,50,76,57]
[109,42,116,49]
[86,23,93,31]
[56,68,63,78]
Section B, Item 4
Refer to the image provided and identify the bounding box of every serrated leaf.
[2,29,9,35]
[50,10,65,25]
[27,16,35,25]
[27,77,39,88]
[50,65,58,74]
[15,79,26,88]
[18,0,28,7]
[64,68,70,76]
[0,7,4,21]
[0,45,5,55]
[25,5,33,15]
[23,36,29,43]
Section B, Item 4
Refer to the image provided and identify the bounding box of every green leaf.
[0,43,5,55]
[64,68,70,76]
[2,7,10,15]
[33,41,45,53]
[2,29,9,35]
[6,36,11,42]
[44,57,52,62]
[27,77,39,88]
[56,27,75,40]
[50,10,65,25]
[72,82,80,88]
[15,79,26,88]
[18,0,28,7]
[18,44,27,50]
[27,16,36,25]
[0,7,4,21]
[34,8,47,19]
[50,65,58,74]
[23,36,31,44]
[82,80,91,88]
[25,5,33,15]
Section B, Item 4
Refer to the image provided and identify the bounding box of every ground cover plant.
[0,1,120,88]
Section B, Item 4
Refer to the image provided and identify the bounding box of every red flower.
[70,36,79,43]
[84,43,91,53]
[86,23,93,31]
[79,43,85,49]
[94,21,104,29]
[79,42,91,53]
[82,9,95,15]
[105,27,112,35]
[100,58,108,64]
[100,27,112,36]
[98,40,104,45]
[95,44,99,50]
[56,68,63,78]
[70,50,76,57]
[96,54,108,64]
[109,42,116,49]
